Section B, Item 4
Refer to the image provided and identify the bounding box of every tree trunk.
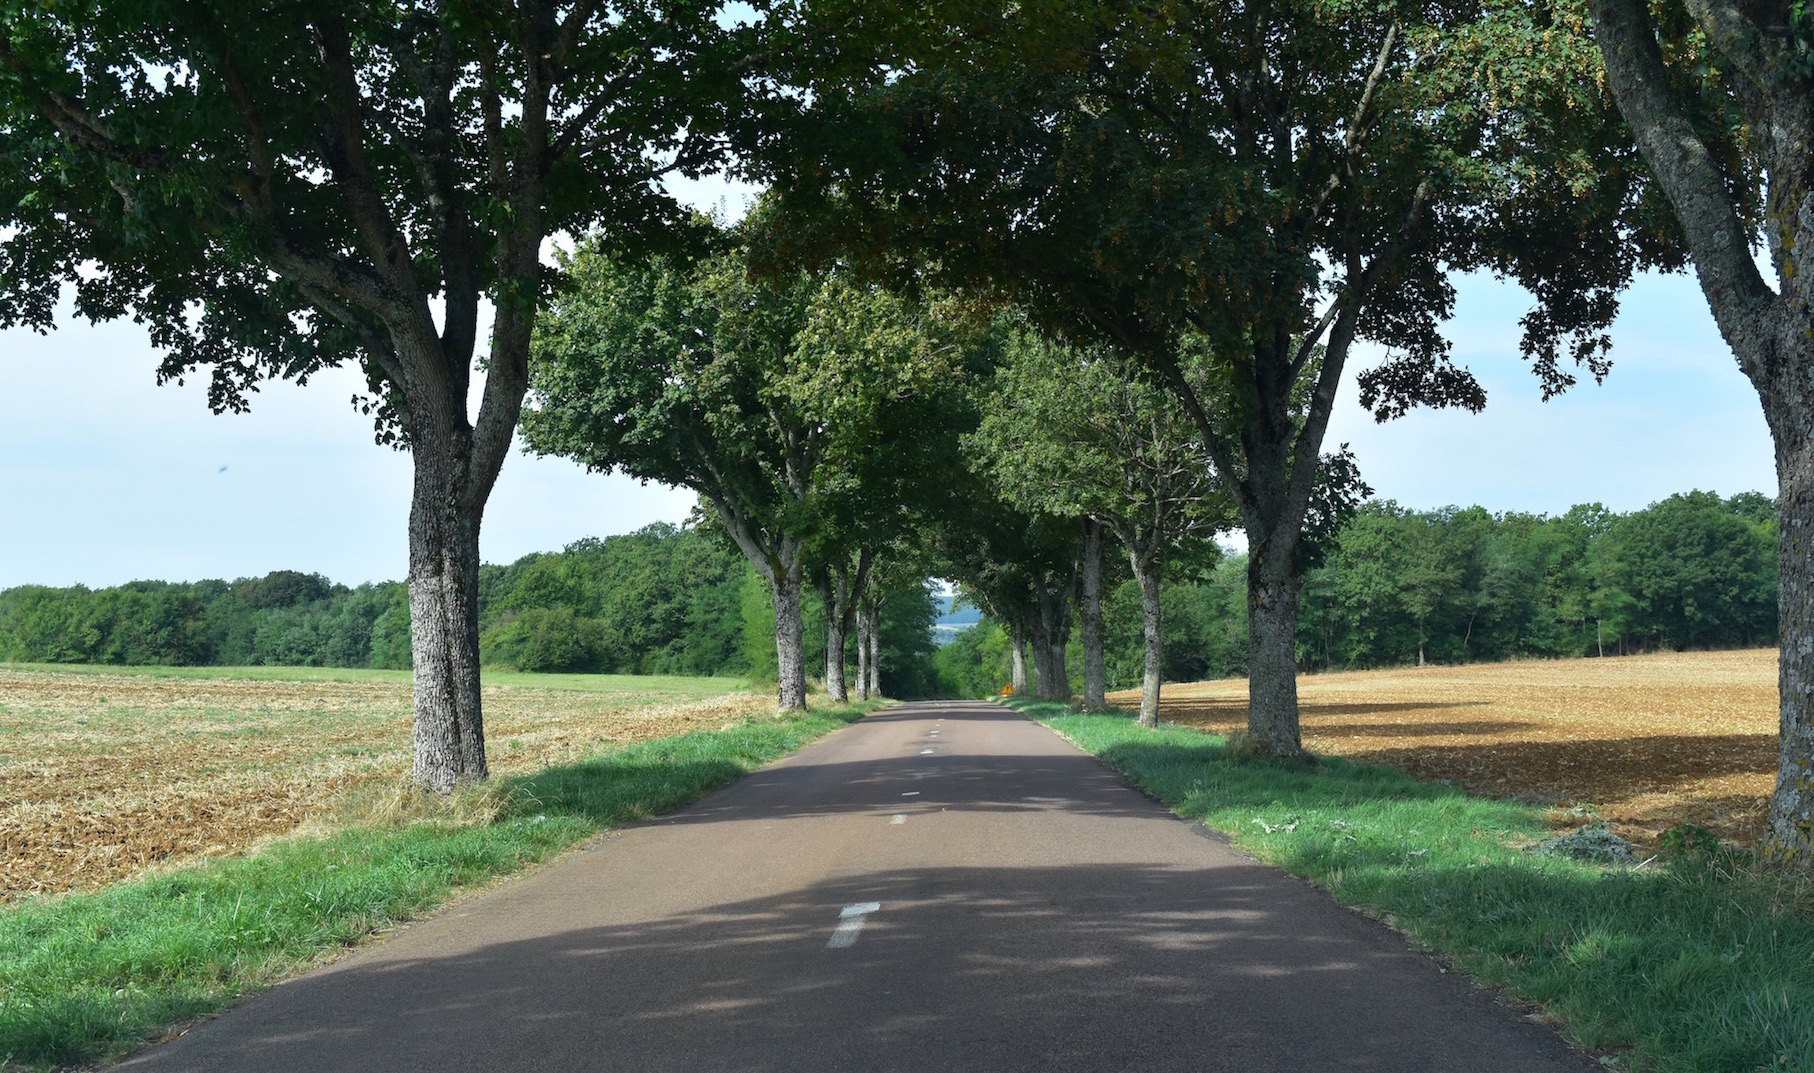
[1588,0,1814,859]
[1033,569,1075,702]
[855,601,871,701]
[1246,547,1304,758]
[1768,428,1814,855]
[1030,630,1054,699]
[866,603,882,697]
[407,425,488,793]
[1010,629,1028,694]
[773,561,808,712]
[1137,563,1163,728]
[824,565,851,703]
[1080,519,1107,711]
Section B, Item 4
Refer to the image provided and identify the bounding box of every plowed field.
[0,667,768,899]
[1110,649,1778,848]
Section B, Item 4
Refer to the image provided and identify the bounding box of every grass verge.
[1011,698,1814,1073]
[0,701,880,1070]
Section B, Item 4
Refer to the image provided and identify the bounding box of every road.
[120,700,1594,1072]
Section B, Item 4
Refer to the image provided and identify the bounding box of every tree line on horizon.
[5,486,1774,701]
[0,523,942,695]
[937,490,1780,697]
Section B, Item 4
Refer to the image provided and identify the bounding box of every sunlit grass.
[1016,698,1814,1073]
[0,700,882,1070]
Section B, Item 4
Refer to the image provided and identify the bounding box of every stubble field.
[0,665,768,900]
[1110,648,1778,847]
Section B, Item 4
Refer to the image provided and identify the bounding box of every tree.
[0,0,745,789]
[971,328,1223,723]
[760,0,1617,756]
[522,234,962,710]
[1585,0,1814,857]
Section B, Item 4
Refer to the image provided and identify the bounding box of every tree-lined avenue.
[119,703,1592,1072]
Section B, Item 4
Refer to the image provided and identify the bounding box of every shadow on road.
[135,860,1586,1073]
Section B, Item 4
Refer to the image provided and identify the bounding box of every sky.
[0,174,1774,590]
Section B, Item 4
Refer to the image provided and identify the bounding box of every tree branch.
[1588,0,1775,371]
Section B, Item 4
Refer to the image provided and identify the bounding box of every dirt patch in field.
[1110,649,1779,848]
[0,669,771,899]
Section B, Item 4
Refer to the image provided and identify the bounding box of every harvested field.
[1110,649,1778,848]
[0,666,768,899]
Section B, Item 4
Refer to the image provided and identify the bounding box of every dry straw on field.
[1112,649,1778,848]
[0,669,771,900]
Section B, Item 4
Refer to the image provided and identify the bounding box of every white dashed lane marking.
[828,903,881,949]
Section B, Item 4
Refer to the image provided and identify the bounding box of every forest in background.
[1,488,1777,700]
[935,490,1779,697]
[0,522,942,697]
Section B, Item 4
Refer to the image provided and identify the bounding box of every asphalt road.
[119,700,1595,1072]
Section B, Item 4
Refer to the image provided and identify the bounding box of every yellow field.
[0,667,770,900]
[1111,648,1779,847]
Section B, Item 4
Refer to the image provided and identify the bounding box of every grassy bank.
[1013,699,1814,1073]
[0,701,879,1070]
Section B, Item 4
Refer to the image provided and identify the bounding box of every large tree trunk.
[1009,628,1028,694]
[1588,0,1814,858]
[1771,438,1814,854]
[823,564,851,703]
[1246,539,1304,757]
[1080,519,1107,710]
[1136,562,1163,728]
[773,560,808,712]
[406,419,488,792]
[1030,630,1054,699]
[855,600,871,701]
[866,603,882,697]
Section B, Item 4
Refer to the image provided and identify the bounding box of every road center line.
[900,790,920,796]
[827,902,881,949]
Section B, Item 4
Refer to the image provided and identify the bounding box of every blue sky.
[0,177,1773,589]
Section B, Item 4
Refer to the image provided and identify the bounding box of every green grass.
[1013,699,1814,1073]
[0,662,751,694]
[0,700,880,1071]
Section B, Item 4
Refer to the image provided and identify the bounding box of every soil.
[1109,648,1778,848]
[0,668,771,899]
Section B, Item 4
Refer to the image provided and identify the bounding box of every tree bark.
[773,561,808,712]
[1010,629,1028,695]
[1080,519,1107,710]
[1246,545,1304,757]
[1029,630,1053,699]
[855,599,871,701]
[1137,563,1163,728]
[406,426,488,792]
[866,603,882,697]
[823,564,851,703]
[1589,0,1814,858]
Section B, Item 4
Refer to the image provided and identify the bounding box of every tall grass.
[0,702,877,1070]
[1016,699,1814,1073]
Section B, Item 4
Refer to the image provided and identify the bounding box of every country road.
[119,700,1594,1072]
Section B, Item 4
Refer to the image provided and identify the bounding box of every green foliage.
[0,577,408,670]
[1027,703,1814,1073]
[1296,492,1777,668]
[935,618,1012,698]
[938,488,1778,694]
[0,702,881,1069]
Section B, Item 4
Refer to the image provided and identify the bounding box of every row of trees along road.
[935,489,1781,698]
[749,0,1814,858]
[520,227,976,711]
[3,0,1810,856]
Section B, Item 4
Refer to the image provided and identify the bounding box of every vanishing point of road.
[121,701,1595,1072]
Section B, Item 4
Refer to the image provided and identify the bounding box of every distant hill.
[933,595,981,646]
